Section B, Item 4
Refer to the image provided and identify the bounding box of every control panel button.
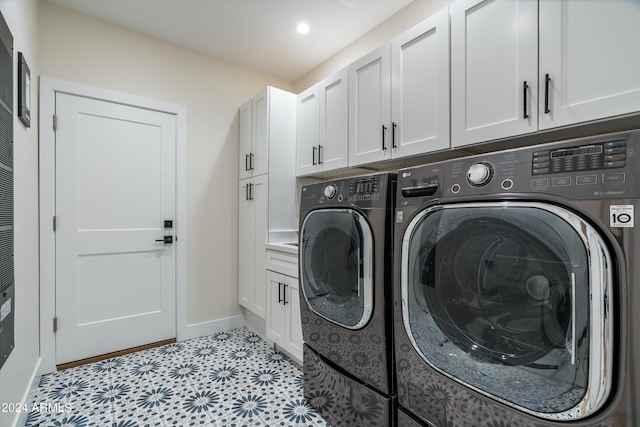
[323,184,337,199]
[531,178,549,189]
[576,175,597,185]
[501,179,514,190]
[467,162,494,186]
[451,184,461,194]
[552,177,572,186]
[603,172,626,183]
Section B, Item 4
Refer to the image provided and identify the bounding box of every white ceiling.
[49,0,413,82]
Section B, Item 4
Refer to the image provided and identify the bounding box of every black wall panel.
[0,10,14,370]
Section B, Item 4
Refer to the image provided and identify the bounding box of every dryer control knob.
[467,162,494,186]
[324,184,337,199]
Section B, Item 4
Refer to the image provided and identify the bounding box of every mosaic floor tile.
[22,327,331,426]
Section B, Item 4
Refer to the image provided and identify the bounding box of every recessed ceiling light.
[296,23,310,34]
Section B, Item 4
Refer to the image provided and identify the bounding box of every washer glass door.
[402,203,612,421]
[301,209,373,329]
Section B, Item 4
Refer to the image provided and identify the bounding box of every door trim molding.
[38,76,188,374]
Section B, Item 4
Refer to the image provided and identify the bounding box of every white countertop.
[265,242,298,255]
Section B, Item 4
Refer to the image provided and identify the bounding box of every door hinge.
[53,114,58,130]
[53,216,56,232]
[53,317,58,333]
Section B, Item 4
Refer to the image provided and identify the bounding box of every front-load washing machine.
[393,130,639,426]
[299,172,397,426]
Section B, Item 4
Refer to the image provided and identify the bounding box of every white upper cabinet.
[296,85,319,176]
[296,68,349,176]
[349,44,392,166]
[451,0,538,148]
[539,0,640,130]
[391,7,450,158]
[238,99,253,180]
[349,8,450,167]
[318,69,349,171]
[250,88,270,177]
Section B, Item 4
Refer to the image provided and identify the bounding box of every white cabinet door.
[238,176,267,318]
[252,88,269,177]
[539,0,640,130]
[285,277,303,362]
[266,272,303,363]
[451,0,538,147]
[238,179,253,310]
[349,44,392,166]
[319,68,349,171]
[266,271,286,344]
[296,86,319,176]
[239,99,253,180]
[391,7,450,158]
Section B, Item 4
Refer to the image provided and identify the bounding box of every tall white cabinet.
[348,8,450,167]
[238,87,296,319]
[451,0,640,148]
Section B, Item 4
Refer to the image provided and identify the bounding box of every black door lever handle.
[156,236,173,244]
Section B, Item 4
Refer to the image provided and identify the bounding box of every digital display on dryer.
[350,177,380,194]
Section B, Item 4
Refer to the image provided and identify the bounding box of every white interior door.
[55,93,177,365]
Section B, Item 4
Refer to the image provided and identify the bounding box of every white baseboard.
[12,357,42,427]
[180,315,245,341]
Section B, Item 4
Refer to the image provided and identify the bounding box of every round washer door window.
[401,202,613,421]
[300,209,373,329]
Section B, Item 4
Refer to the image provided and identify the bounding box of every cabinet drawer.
[266,250,299,278]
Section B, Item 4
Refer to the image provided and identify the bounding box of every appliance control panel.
[301,173,394,210]
[397,130,639,204]
[532,140,626,175]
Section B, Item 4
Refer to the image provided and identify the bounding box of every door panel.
[55,93,176,365]
[451,0,538,146]
[391,7,450,157]
[539,0,640,129]
[349,45,391,166]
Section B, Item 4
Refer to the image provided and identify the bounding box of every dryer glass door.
[300,209,373,329]
[401,202,613,421]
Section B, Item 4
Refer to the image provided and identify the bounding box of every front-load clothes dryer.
[299,172,397,427]
[393,130,640,426]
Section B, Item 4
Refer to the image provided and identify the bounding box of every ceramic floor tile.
[23,327,329,426]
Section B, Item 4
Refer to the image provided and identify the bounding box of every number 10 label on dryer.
[610,205,634,227]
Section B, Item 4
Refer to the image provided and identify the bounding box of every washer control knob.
[467,162,494,186]
[324,184,337,199]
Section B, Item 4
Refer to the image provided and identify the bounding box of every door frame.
[38,76,188,374]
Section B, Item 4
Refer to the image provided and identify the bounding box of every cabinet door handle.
[523,81,529,119]
[544,74,551,114]
[283,284,288,305]
[249,153,254,170]
[248,183,253,200]
[245,154,250,171]
[392,122,397,148]
[312,146,317,165]
[318,145,323,164]
[278,282,283,303]
[382,125,387,150]
[245,183,249,200]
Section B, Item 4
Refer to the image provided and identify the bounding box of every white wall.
[293,0,454,93]
[0,1,40,426]
[38,1,292,327]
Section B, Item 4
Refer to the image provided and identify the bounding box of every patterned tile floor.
[23,328,331,427]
